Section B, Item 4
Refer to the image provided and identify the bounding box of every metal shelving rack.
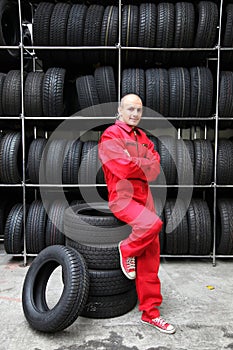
[1,0,231,265]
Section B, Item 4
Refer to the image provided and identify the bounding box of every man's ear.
[118,106,122,116]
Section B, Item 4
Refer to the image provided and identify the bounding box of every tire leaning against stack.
[22,245,90,333]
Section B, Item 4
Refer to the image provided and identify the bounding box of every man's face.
[118,96,143,127]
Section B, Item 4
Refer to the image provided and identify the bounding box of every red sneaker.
[141,316,176,334]
[118,241,136,280]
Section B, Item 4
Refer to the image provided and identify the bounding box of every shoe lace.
[153,317,167,327]
[126,257,135,270]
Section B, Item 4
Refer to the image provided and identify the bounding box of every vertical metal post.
[118,0,122,104]
[212,0,224,267]
[18,0,27,266]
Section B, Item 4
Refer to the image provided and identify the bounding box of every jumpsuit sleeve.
[98,130,160,182]
[136,139,161,182]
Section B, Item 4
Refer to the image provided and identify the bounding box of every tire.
[33,2,54,63]
[187,199,212,255]
[190,67,213,117]
[94,66,117,103]
[145,68,169,116]
[66,238,120,270]
[100,5,118,64]
[25,200,47,254]
[81,287,137,319]
[45,200,68,246]
[157,135,177,185]
[219,71,233,117]
[164,198,189,255]
[169,67,190,117]
[64,203,131,245]
[66,4,87,64]
[216,199,233,254]
[22,245,90,333]
[62,139,83,184]
[79,140,101,184]
[2,70,24,116]
[0,73,6,115]
[0,0,20,58]
[194,1,218,48]
[4,203,23,254]
[44,139,69,184]
[27,138,47,184]
[0,131,22,184]
[121,68,145,104]
[43,67,66,117]
[76,75,99,110]
[154,197,165,254]
[155,3,174,64]
[83,5,104,64]
[138,3,156,64]
[177,139,194,185]
[24,72,44,117]
[193,140,213,185]
[88,269,134,296]
[217,139,233,184]
[121,5,139,65]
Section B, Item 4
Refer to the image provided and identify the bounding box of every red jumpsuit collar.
[115,119,139,134]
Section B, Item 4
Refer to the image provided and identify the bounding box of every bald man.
[98,94,175,334]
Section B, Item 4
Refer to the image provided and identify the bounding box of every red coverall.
[98,119,163,319]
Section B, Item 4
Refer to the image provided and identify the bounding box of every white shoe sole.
[141,319,176,334]
[118,242,136,280]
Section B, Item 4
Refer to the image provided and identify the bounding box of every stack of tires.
[64,202,137,319]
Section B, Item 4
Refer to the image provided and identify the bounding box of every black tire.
[33,2,54,63]
[0,0,20,58]
[154,197,165,254]
[45,200,68,247]
[194,1,218,48]
[223,3,233,63]
[44,139,68,184]
[94,66,117,103]
[138,3,156,64]
[24,71,44,117]
[2,70,24,116]
[4,203,23,254]
[100,5,118,64]
[190,67,213,117]
[89,269,134,296]
[81,287,137,319]
[25,200,47,254]
[79,140,100,184]
[157,135,177,185]
[169,67,190,117]
[62,139,83,184]
[22,245,90,333]
[27,138,47,184]
[76,75,99,110]
[216,199,233,254]
[50,3,71,63]
[66,4,87,64]
[177,139,194,185]
[121,5,139,65]
[145,68,169,116]
[83,5,104,64]
[0,131,22,184]
[66,238,120,270]
[174,2,195,48]
[121,68,145,104]
[64,203,131,245]
[43,67,66,117]
[0,73,6,115]
[193,140,213,185]
[155,2,174,64]
[187,199,212,255]
[164,198,189,255]
[217,139,233,184]
[219,71,233,117]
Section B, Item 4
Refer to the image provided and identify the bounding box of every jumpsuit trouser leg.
[110,195,163,319]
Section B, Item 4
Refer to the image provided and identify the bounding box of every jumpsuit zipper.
[134,129,139,156]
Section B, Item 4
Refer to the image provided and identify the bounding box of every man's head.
[118,94,143,127]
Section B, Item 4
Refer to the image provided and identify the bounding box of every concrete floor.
[0,244,233,350]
